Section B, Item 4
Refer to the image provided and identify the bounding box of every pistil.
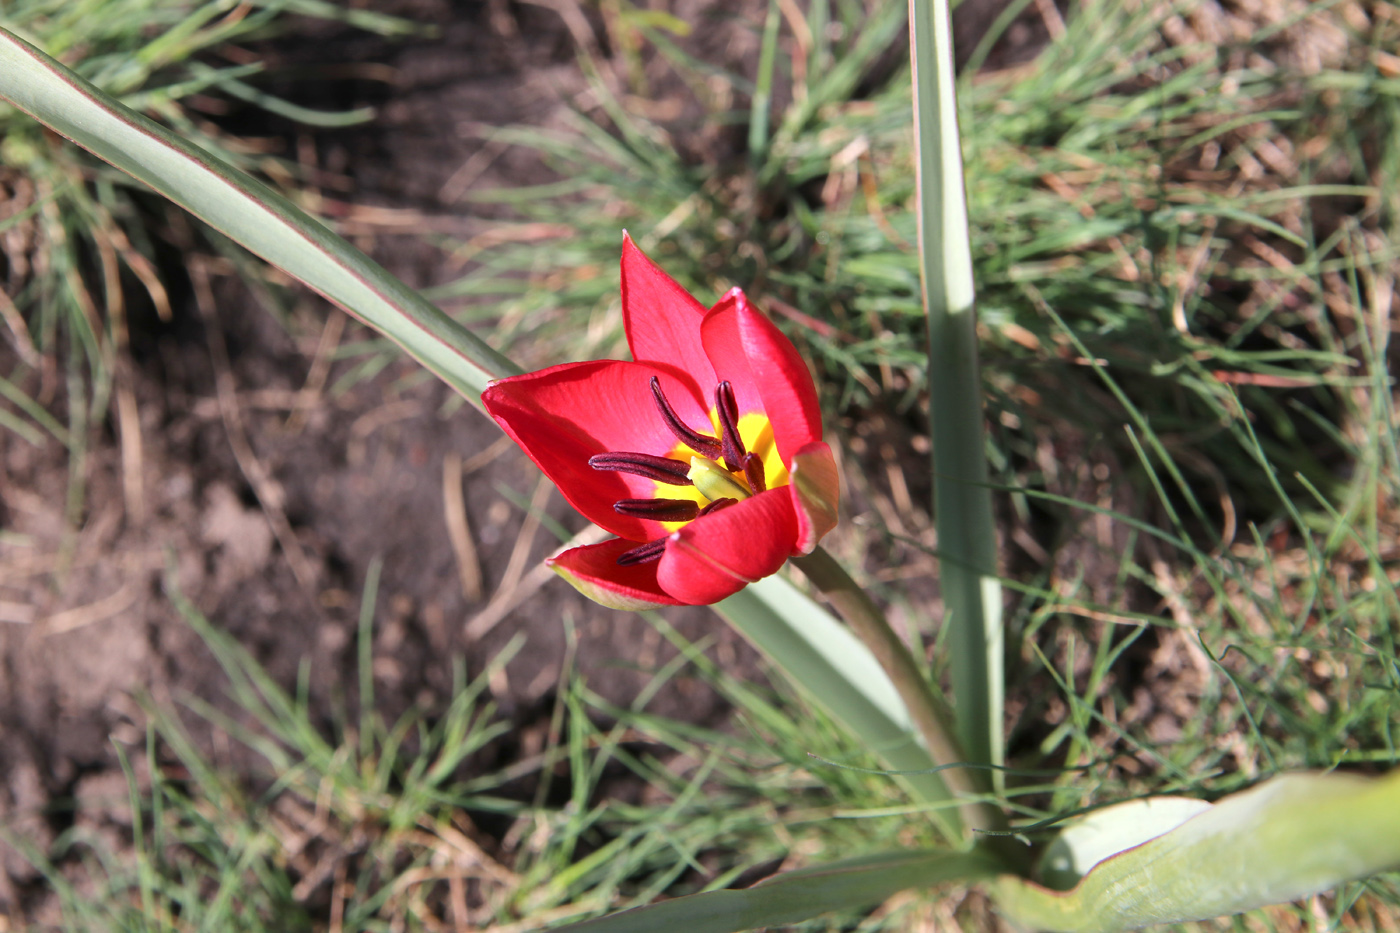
[688,456,751,503]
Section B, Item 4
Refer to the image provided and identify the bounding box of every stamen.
[698,497,737,517]
[741,452,767,494]
[715,381,747,472]
[589,452,693,485]
[650,377,723,460]
[616,538,668,566]
[613,498,700,522]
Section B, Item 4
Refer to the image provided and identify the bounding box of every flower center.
[586,377,787,565]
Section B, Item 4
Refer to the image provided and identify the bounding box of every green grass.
[7,566,948,931]
[0,0,413,521]
[414,0,1397,519]
[1007,262,1400,782]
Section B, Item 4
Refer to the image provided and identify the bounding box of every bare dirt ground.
[0,0,1059,919]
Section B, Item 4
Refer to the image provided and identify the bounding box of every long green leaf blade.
[909,0,1003,772]
[993,771,1400,932]
[0,27,520,403]
[557,847,1003,933]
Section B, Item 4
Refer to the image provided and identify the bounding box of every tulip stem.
[791,546,1010,842]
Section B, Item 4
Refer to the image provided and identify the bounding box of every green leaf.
[1036,796,1212,891]
[909,0,1004,772]
[993,771,1400,932]
[555,847,1004,933]
[0,26,519,404]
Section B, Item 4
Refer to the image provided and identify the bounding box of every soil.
[0,0,1059,922]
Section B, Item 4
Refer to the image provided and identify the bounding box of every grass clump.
[8,569,939,931]
[0,0,412,519]
[422,0,1397,521]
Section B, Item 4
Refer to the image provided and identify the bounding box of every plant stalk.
[791,547,1008,841]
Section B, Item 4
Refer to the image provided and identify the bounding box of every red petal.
[482,360,709,540]
[655,487,798,604]
[549,539,685,610]
[701,290,822,464]
[698,290,763,421]
[789,441,840,554]
[621,233,716,391]
[738,300,824,463]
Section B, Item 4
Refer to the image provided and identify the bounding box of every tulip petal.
[621,233,716,391]
[697,289,763,422]
[738,301,824,464]
[701,290,822,464]
[549,538,685,611]
[656,487,798,604]
[482,359,710,540]
[789,441,840,554]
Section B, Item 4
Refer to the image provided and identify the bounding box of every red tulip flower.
[481,234,840,609]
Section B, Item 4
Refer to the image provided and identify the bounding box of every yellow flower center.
[654,410,788,530]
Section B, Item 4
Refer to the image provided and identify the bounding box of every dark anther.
[697,497,738,517]
[617,538,668,566]
[589,452,693,485]
[741,452,767,494]
[650,377,723,460]
[715,381,747,472]
[613,498,700,522]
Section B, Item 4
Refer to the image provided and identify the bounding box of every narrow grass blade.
[909,0,1003,772]
[715,574,963,842]
[0,27,520,404]
[747,0,781,162]
[556,847,1004,933]
[992,771,1400,932]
